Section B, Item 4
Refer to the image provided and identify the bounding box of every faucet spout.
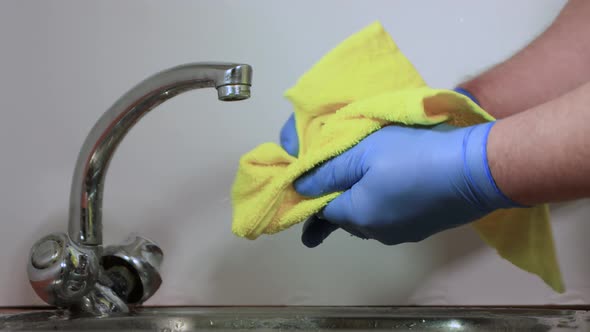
[67,62,252,246]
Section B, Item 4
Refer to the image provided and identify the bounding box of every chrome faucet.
[26,63,253,316]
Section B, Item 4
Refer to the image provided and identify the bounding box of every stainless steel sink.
[1,306,589,331]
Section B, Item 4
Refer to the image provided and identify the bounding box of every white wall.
[1,0,589,306]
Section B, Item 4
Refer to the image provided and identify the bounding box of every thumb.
[294,147,366,197]
[301,214,369,248]
[301,216,339,248]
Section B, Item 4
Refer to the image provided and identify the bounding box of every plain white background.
[1,0,589,306]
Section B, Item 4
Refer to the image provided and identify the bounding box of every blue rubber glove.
[279,89,519,248]
[280,112,300,157]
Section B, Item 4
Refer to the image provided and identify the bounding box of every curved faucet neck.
[67,63,252,246]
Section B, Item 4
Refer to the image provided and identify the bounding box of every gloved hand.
[279,90,520,248]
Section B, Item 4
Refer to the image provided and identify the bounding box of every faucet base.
[28,233,163,316]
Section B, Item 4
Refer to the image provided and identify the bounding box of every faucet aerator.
[217,84,251,101]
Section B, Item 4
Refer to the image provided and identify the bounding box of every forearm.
[459,0,590,119]
[487,81,590,205]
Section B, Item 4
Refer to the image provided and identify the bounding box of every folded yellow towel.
[231,21,564,292]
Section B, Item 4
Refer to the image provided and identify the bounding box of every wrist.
[462,122,525,210]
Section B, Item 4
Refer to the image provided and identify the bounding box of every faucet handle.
[28,233,99,306]
[101,234,163,305]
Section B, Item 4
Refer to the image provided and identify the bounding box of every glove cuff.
[463,122,525,210]
[454,87,480,106]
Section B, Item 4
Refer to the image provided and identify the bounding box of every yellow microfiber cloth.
[231,21,564,292]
